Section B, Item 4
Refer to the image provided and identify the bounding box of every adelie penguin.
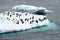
[0,5,57,34]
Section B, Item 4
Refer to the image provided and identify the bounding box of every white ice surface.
[10,5,52,13]
[0,12,50,33]
[0,5,53,33]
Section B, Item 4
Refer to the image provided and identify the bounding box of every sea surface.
[0,0,60,40]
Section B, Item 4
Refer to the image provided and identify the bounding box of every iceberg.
[0,5,57,34]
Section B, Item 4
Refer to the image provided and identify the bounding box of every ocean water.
[0,0,60,40]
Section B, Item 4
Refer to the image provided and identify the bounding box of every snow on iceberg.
[0,5,57,34]
[10,5,52,13]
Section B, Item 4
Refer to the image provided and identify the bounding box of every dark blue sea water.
[0,0,60,40]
